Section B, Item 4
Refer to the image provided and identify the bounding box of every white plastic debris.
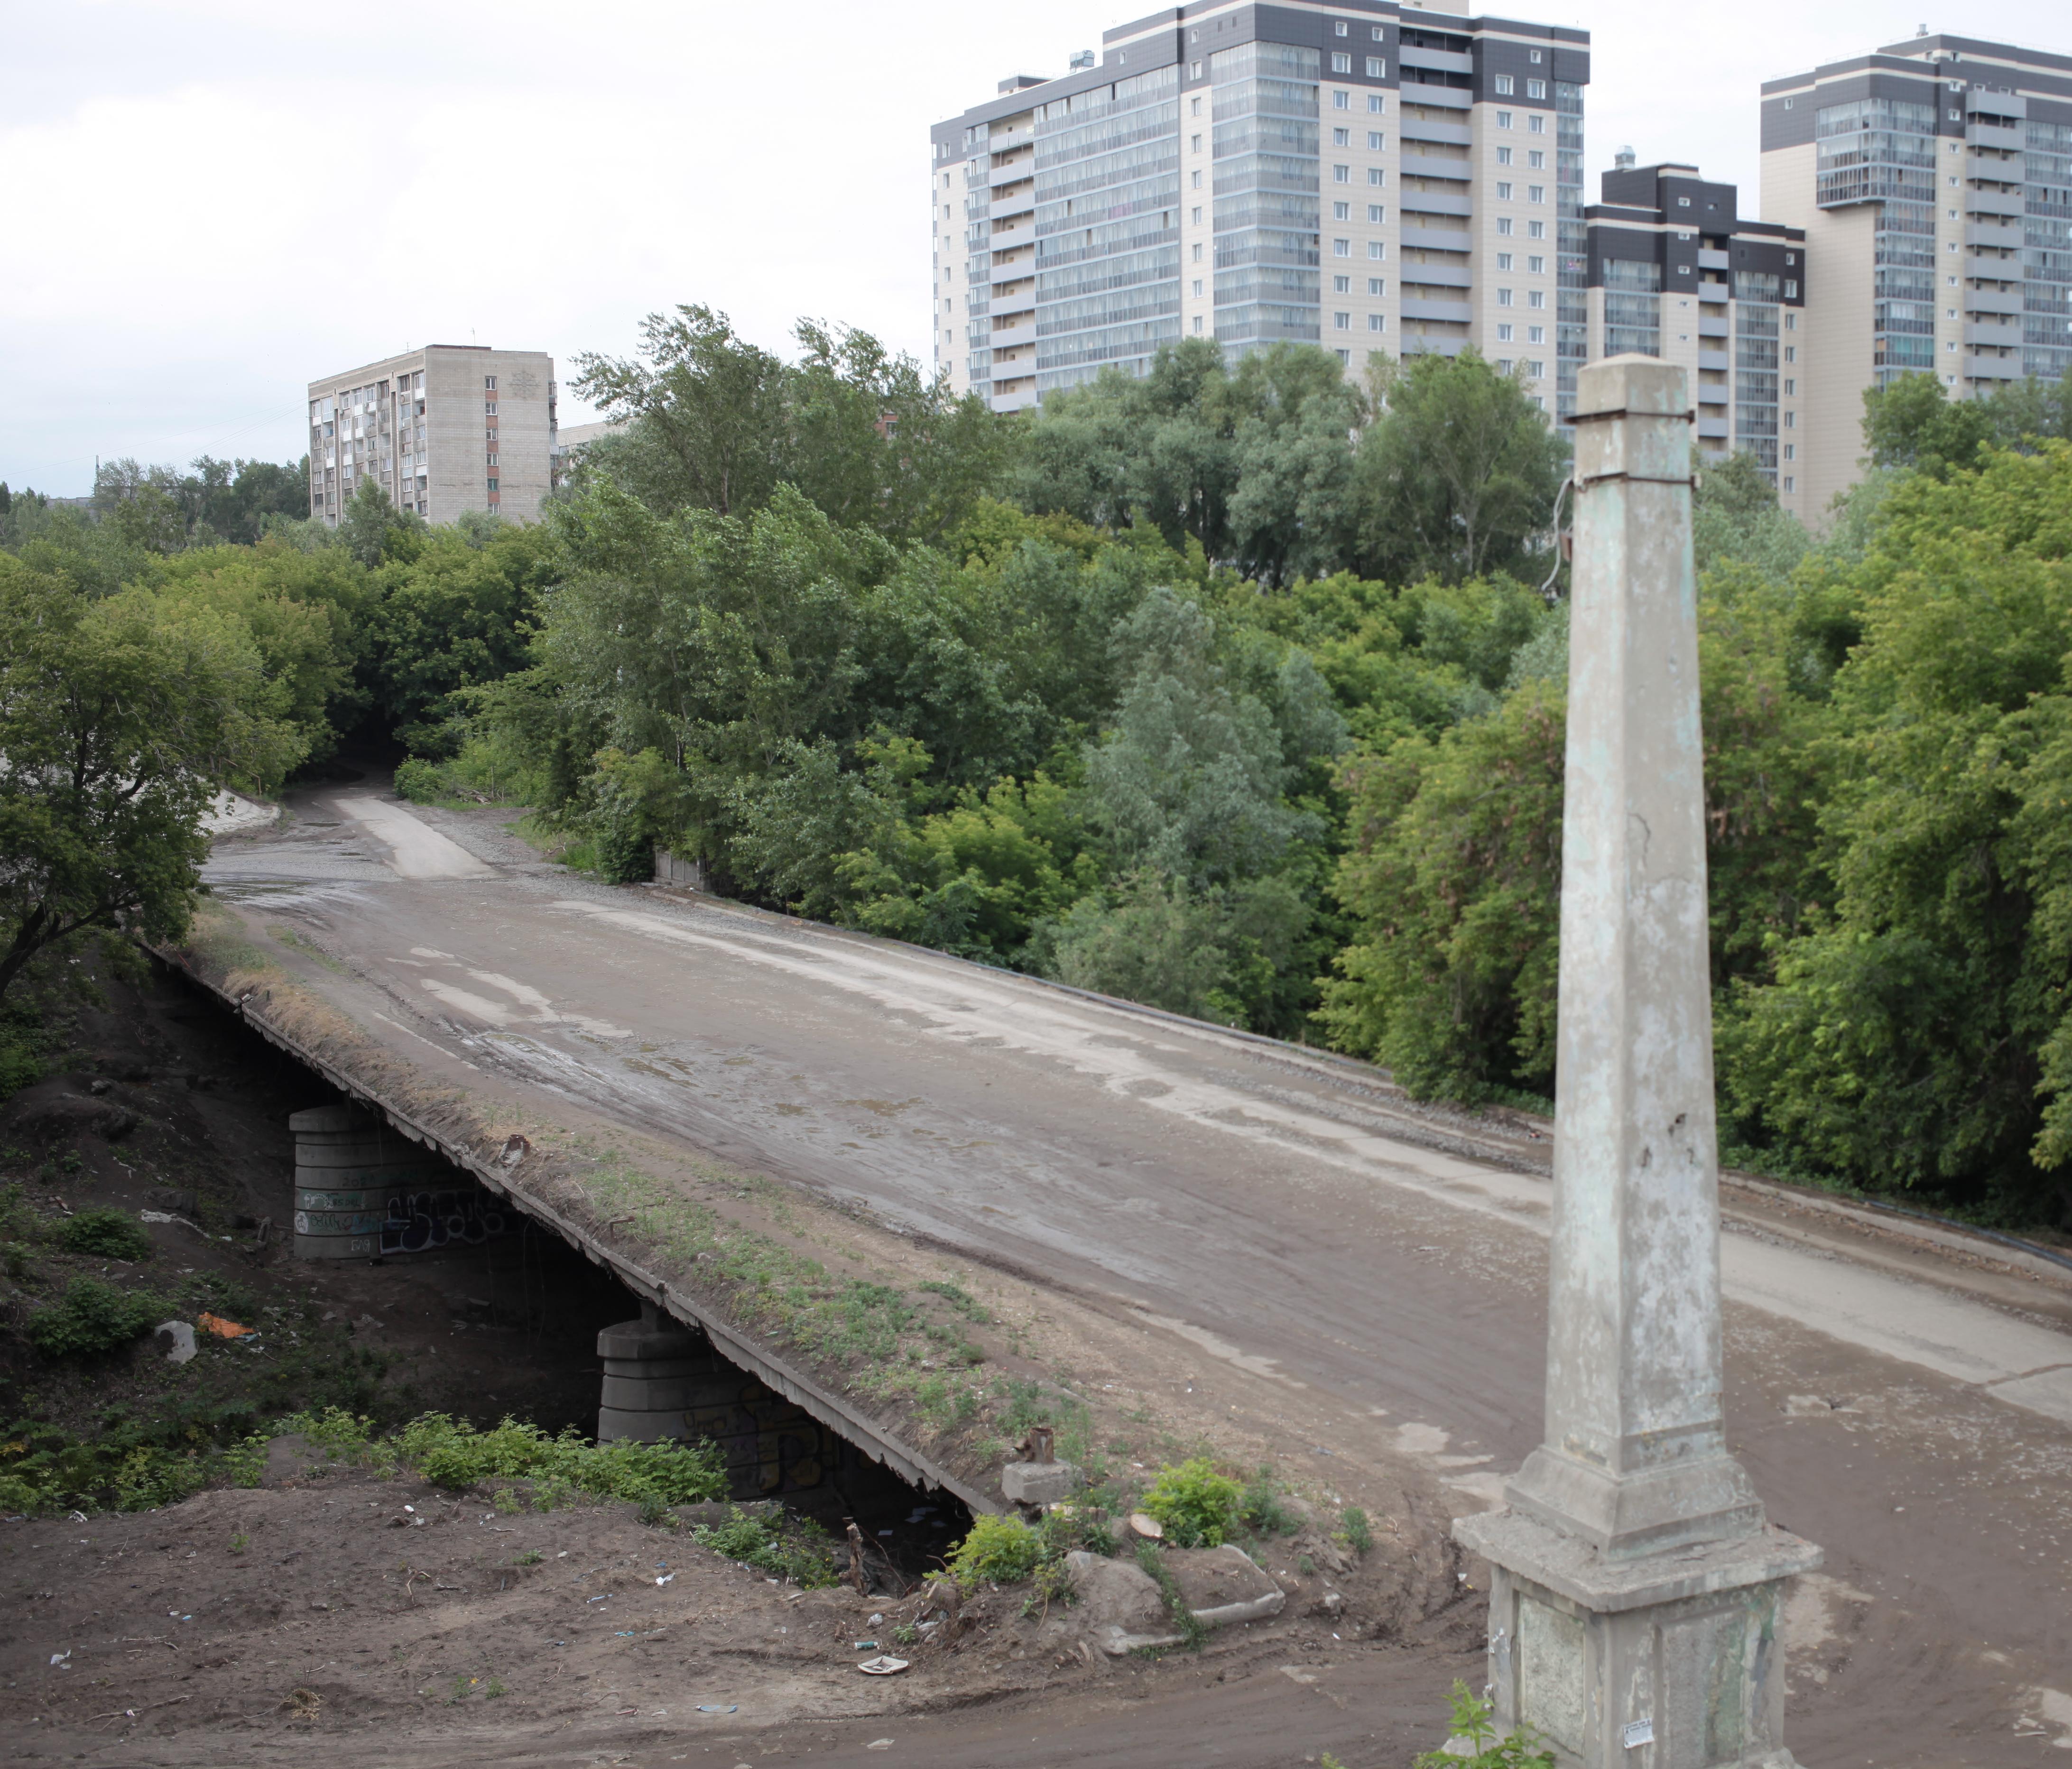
[856,1656,909,1676]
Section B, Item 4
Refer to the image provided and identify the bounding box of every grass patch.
[55,1207,152,1261]
[1133,1540,1207,1651]
[0,1402,269,1515]
[26,1276,165,1358]
[689,1502,841,1586]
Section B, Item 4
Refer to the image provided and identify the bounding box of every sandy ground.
[0,1465,1473,1769]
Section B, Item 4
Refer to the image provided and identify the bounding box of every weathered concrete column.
[1455,358,1820,1768]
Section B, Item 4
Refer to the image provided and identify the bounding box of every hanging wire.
[1538,474,1574,604]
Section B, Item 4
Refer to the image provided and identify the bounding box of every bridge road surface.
[203,789,2072,1766]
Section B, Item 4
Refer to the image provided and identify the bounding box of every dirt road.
[188,787,2072,1765]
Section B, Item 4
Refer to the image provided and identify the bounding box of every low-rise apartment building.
[1762,31,2072,517]
[931,0,1590,420]
[306,344,558,528]
[1585,154,1807,501]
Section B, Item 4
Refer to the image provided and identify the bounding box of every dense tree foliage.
[16,315,2072,1226]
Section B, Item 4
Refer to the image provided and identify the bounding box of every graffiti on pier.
[378,1187,509,1256]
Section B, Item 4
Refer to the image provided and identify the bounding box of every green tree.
[336,477,426,568]
[0,557,296,1002]
[1353,350,1567,584]
[1693,450,1808,582]
[1861,372,1998,479]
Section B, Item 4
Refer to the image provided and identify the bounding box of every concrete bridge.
[180,783,2072,1765]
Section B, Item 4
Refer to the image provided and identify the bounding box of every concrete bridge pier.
[1455,358,1821,1768]
[597,1301,834,1497]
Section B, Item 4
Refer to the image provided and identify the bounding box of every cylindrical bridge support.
[288,1103,442,1259]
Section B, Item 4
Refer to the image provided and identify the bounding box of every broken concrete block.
[1061,1549,1167,1634]
[1000,1459,1082,1506]
[154,1320,197,1365]
[1166,1543,1286,1628]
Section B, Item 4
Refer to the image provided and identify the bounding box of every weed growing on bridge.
[690,1502,841,1586]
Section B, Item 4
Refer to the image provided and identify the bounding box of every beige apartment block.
[932,0,1589,423]
[1762,31,2072,522]
[1582,155,1807,515]
[306,345,558,529]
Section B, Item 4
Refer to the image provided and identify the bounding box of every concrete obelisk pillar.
[1455,358,1820,1768]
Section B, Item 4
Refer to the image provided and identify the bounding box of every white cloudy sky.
[4,0,2064,493]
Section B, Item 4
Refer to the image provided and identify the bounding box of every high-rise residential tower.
[1762,31,2072,519]
[306,344,558,528]
[930,1,1589,418]
[1584,155,1807,500]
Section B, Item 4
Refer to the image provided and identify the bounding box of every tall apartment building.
[306,344,558,528]
[1763,31,2072,518]
[1584,155,1807,504]
[929,1,1589,419]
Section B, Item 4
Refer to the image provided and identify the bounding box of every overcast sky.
[4,0,2065,494]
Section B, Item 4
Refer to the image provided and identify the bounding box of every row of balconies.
[1967,220,2025,250]
[1398,117,1471,148]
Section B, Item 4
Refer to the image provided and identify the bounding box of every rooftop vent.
[1615,145,1636,169]
[1069,49,1095,70]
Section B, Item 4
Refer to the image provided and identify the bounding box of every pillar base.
[1455,1507,1822,1769]
[1505,1442,1768,1559]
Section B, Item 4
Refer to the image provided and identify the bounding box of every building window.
[1785,279,1798,299]
[1782,476,1794,493]
[1785,312,1796,331]
[1497,181,1513,200]
[1193,242,1203,261]
[1333,238,1351,257]
[1783,410,1795,428]
[1193,133,1203,151]
[1497,110,1513,129]
[1372,25,1384,37]
[1526,79,1546,99]
[1528,359,1545,375]
[1193,170,1202,188]
[1369,277,1385,295]
[1333,127,1350,146]
[1368,93,1384,113]
[1530,48,1543,62]
[1528,254,1545,273]
[1498,147,1513,166]
[1192,206,1202,224]
[1369,168,1385,187]
[1369,241,1386,259]
[1333,89,1349,109]
[1193,278,1204,296]
[1498,217,1514,236]
[1784,378,1794,396]
[1369,313,1386,331]
[1191,60,1203,78]
[1334,201,1351,219]
[1530,113,1545,134]
[1498,287,1514,306]
[1528,325,1545,343]
[1366,56,1384,76]
[1368,203,1385,221]
[1334,312,1351,330]
[1334,274,1351,293]
[1498,252,1514,270]
[1784,443,1795,461]
[1527,149,1545,168]
[1495,74,1514,94]
[1368,130,1384,150]
[487,477,500,491]
[1334,19,1349,35]
[485,375,497,389]
[1529,289,1545,309]
[1498,323,1515,342]
[1528,185,1545,203]
[1332,52,1351,72]
[1193,315,1204,332]
[1334,164,1350,184]
[1498,358,1514,372]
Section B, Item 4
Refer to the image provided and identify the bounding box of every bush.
[392,757,443,803]
[27,1277,162,1357]
[1413,1681,1554,1769]
[1140,1457,1244,1548]
[379,1413,727,1508]
[1338,1504,1373,1556]
[690,1503,841,1586]
[1238,1465,1300,1537]
[946,1511,1046,1584]
[57,1207,151,1260]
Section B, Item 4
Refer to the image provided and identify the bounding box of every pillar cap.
[1576,355,1688,419]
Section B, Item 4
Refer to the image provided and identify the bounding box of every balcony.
[1967,220,2024,250]
[1400,188,1472,218]
[1398,118,1470,147]
[1400,45,1474,74]
[991,186,1036,222]
[1697,248,1730,272]
[1697,414,1730,440]
[1966,122,2025,153]
[1967,350,2021,379]
[990,220,1035,250]
[991,318,1037,348]
[1400,225,1470,253]
[1402,297,1473,324]
[990,385,1040,413]
[1697,349,1731,373]
[1408,258,1471,287]
[989,154,1035,188]
[1698,315,1730,339]
[1696,279,1730,303]
[1967,187,2024,218]
[1399,82,1471,109]
[1965,318,2023,349]
[1967,286,2024,316]
[1401,152,1471,183]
